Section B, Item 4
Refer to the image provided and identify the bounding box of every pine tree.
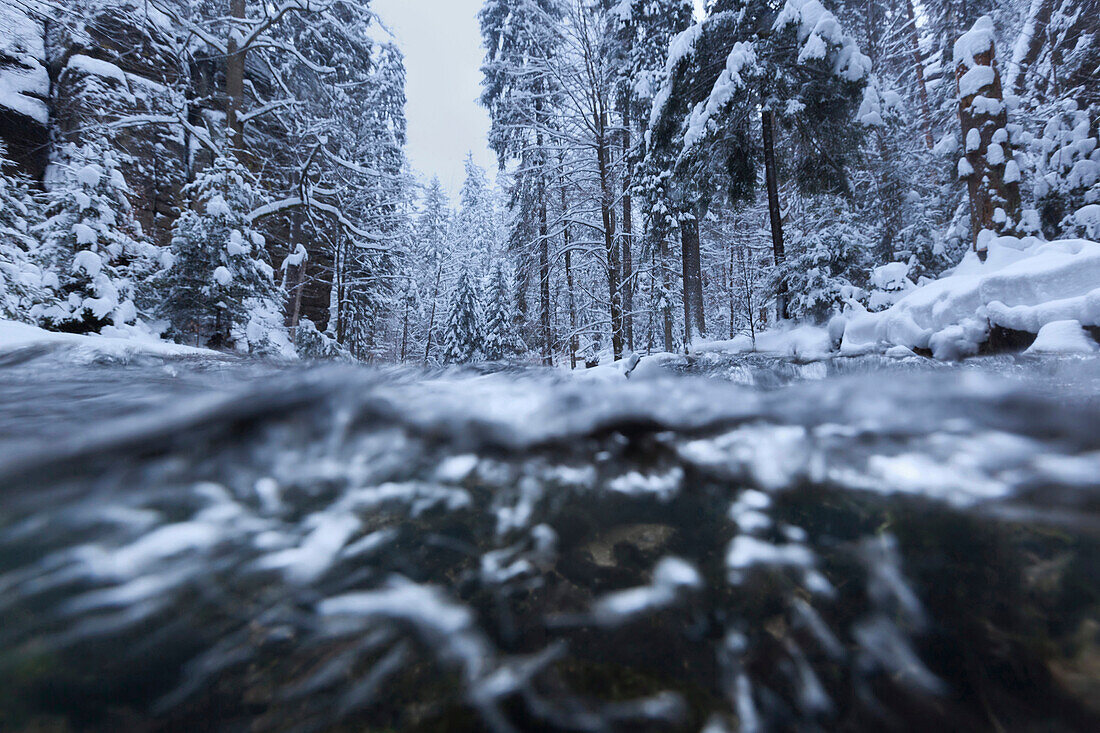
[482,263,526,360]
[160,151,284,351]
[0,144,46,321]
[455,153,499,274]
[643,0,871,325]
[441,269,483,364]
[34,140,159,334]
[783,196,873,321]
[415,177,453,362]
[480,0,566,363]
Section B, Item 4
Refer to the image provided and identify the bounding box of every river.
[1,344,1098,731]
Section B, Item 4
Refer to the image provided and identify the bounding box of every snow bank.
[696,324,833,360]
[1024,320,1099,355]
[0,319,212,359]
[841,236,1100,358]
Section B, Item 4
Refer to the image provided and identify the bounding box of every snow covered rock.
[0,2,49,177]
[868,261,916,310]
[1024,320,1099,355]
[841,236,1100,358]
[47,2,188,248]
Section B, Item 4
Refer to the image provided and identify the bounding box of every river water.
[1,345,1098,732]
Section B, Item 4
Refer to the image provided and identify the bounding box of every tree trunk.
[874,130,905,259]
[761,109,788,320]
[284,213,306,343]
[659,237,674,352]
[514,261,529,334]
[561,173,578,369]
[536,99,553,365]
[424,264,442,364]
[728,239,736,339]
[399,297,410,362]
[226,0,246,155]
[955,22,1023,259]
[538,193,552,365]
[905,0,936,149]
[596,110,624,361]
[333,234,346,343]
[680,216,705,347]
[620,110,634,352]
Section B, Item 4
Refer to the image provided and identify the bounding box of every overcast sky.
[372,0,497,201]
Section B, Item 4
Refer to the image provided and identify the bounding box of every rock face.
[0,2,335,328]
[0,4,50,178]
[45,1,189,248]
[0,2,189,248]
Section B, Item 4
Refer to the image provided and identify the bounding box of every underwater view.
[2,347,1098,731]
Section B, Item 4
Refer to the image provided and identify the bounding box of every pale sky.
[373,0,707,201]
[372,0,497,200]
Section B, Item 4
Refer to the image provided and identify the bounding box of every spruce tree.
[482,264,526,361]
[35,140,159,334]
[160,151,284,351]
[480,0,566,363]
[0,144,45,322]
[1028,99,1100,238]
[441,269,483,364]
[456,153,499,273]
[783,196,873,321]
[642,0,871,324]
[415,177,452,362]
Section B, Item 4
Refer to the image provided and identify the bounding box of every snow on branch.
[239,99,302,124]
[774,0,872,82]
[249,197,389,247]
[648,21,706,131]
[680,42,757,155]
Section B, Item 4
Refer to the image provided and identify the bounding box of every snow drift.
[841,236,1100,359]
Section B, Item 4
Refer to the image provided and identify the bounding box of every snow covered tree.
[441,269,483,364]
[607,0,697,352]
[413,177,453,363]
[609,0,696,353]
[0,145,45,321]
[34,140,159,334]
[480,0,566,363]
[482,263,526,360]
[954,15,1023,257]
[643,0,871,326]
[455,153,499,272]
[160,151,285,351]
[1027,99,1100,239]
[782,196,873,321]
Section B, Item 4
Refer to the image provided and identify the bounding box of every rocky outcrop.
[0,4,50,178]
[45,1,189,247]
[0,1,334,327]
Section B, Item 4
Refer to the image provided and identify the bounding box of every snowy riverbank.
[840,235,1100,359]
[0,319,214,360]
[576,235,1100,380]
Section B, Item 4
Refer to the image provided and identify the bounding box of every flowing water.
[1,344,1099,732]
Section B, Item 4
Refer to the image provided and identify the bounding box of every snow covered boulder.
[841,236,1100,359]
[1024,320,1099,355]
